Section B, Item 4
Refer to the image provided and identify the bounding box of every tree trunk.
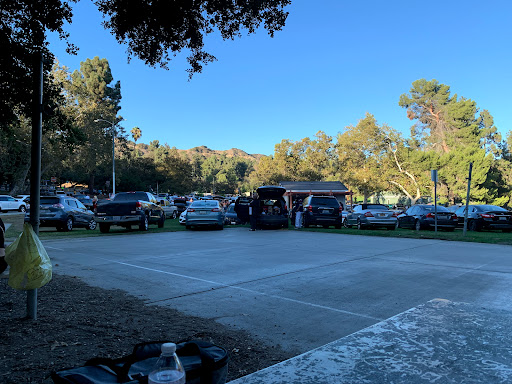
[89,173,95,195]
[363,191,369,204]
[10,161,31,195]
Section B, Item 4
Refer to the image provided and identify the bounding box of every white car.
[179,210,186,225]
[0,195,27,212]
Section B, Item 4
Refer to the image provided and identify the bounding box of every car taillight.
[392,212,398,217]
[480,213,494,218]
[339,206,343,213]
[425,213,435,218]
[307,205,313,212]
[211,208,220,212]
[53,203,64,208]
[135,201,142,209]
[452,214,458,220]
[188,208,195,212]
[364,211,374,217]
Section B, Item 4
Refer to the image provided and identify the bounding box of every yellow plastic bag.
[5,223,52,290]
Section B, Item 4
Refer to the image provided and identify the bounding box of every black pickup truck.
[95,191,165,233]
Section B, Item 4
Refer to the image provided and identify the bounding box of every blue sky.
[48,0,512,156]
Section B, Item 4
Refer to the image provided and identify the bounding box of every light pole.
[94,117,125,196]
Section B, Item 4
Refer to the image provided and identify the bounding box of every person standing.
[295,199,304,229]
[249,196,260,231]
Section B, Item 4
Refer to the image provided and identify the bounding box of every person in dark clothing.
[291,199,303,223]
[0,217,7,274]
[249,196,260,231]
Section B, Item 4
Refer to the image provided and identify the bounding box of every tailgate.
[97,202,135,216]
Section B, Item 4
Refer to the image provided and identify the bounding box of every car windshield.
[191,201,218,208]
[363,204,387,210]
[475,205,507,212]
[227,205,235,213]
[113,192,148,201]
[422,205,449,212]
[312,197,339,207]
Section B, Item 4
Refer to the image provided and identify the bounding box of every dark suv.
[302,196,342,229]
[25,196,96,231]
[171,198,188,214]
[235,186,289,229]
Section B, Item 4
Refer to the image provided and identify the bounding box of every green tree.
[383,130,431,205]
[63,56,123,193]
[95,0,290,77]
[399,79,505,204]
[130,126,142,155]
[335,113,388,203]
[0,0,76,126]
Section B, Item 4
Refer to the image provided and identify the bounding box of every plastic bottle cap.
[161,343,177,355]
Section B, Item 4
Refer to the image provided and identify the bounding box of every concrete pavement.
[42,228,512,357]
[229,299,512,383]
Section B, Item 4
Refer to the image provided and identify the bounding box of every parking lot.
[43,228,512,354]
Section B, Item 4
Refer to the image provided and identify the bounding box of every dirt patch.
[1,274,295,383]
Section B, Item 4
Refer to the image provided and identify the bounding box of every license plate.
[199,211,207,215]
[113,216,121,221]
[438,215,446,219]
[379,213,386,217]
[231,221,236,225]
[500,217,507,221]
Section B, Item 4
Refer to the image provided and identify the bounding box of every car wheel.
[99,223,110,233]
[158,213,165,228]
[186,225,192,230]
[415,220,421,231]
[139,215,149,231]
[357,219,364,230]
[343,219,350,228]
[63,217,73,232]
[335,224,341,229]
[19,205,26,213]
[302,216,309,228]
[86,219,97,230]
[446,227,455,232]
[503,229,512,233]
[218,224,224,230]
[395,220,400,229]
[468,220,479,232]
[172,211,177,219]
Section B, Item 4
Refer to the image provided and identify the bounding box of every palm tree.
[131,127,142,156]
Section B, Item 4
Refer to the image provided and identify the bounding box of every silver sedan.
[345,204,397,230]
[185,200,225,230]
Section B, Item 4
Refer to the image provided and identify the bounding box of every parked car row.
[19,191,182,233]
[342,203,512,233]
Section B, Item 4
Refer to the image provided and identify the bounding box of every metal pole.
[434,182,438,233]
[112,123,116,197]
[28,52,43,320]
[463,162,473,236]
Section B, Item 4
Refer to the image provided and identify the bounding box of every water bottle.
[148,343,186,384]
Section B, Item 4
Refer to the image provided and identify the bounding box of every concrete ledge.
[1,212,25,240]
[229,299,512,383]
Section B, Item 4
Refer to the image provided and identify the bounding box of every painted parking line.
[101,258,383,322]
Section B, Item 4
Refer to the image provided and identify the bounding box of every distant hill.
[181,146,264,161]
[133,142,264,162]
